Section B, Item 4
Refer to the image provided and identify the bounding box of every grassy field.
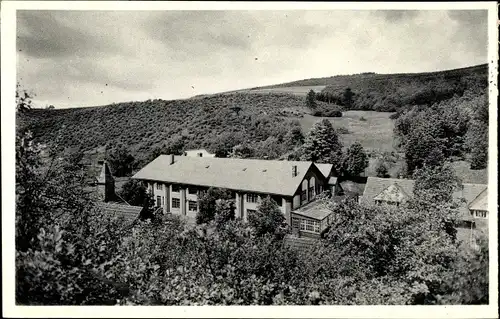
[298,111,396,152]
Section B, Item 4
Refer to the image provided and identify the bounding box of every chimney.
[292,165,298,177]
[169,154,175,165]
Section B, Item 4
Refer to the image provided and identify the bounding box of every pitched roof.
[315,163,334,179]
[293,199,332,220]
[373,183,411,203]
[360,177,415,205]
[96,202,142,223]
[469,188,488,211]
[132,155,315,196]
[361,177,488,220]
[328,176,338,185]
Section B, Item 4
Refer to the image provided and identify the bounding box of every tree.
[284,126,305,149]
[413,163,462,204]
[230,143,255,159]
[375,160,389,178]
[467,98,488,170]
[306,90,317,110]
[106,145,135,177]
[342,142,369,177]
[300,119,343,164]
[16,131,132,305]
[196,188,233,224]
[248,197,288,239]
[342,87,355,108]
[214,199,236,229]
[119,179,148,206]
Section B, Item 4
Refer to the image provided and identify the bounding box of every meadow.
[299,111,396,152]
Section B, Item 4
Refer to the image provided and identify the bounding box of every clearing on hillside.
[299,111,396,152]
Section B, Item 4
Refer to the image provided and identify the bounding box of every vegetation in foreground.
[16,127,488,305]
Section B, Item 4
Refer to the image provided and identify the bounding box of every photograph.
[1,1,498,318]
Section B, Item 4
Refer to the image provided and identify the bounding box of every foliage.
[306,89,317,110]
[342,141,369,177]
[466,97,488,170]
[214,200,236,229]
[284,125,305,149]
[299,119,343,164]
[106,144,135,177]
[413,163,462,204]
[119,179,148,206]
[16,131,133,305]
[196,188,233,225]
[375,160,389,177]
[18,93,307,165]
[316,64,486,112]
[394,97,473,175]
[230,143,255,159]
[312,107,343,117]
[248,197,288,240]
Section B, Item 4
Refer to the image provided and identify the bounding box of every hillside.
[245,64,488,112]
[17,93,314,166]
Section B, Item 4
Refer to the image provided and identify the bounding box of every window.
[156,196,162,207]
[172,198,180,208]
[247,194,258,203]
[292,217,300,229]
[156,183,163,190]
[474,210,487,218]
[188,200,198,211]
[297,218,321,233]
[301,190,307,202]
[308,187,315,200]
[172,185,180,193]
[188,187,198,195]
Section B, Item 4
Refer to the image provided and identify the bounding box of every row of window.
[292,217,321,233]
[153,183,198,194]
[156,197,198,211]
[472,210,487,218]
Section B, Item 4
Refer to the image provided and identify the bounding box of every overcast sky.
[16,10,488,108]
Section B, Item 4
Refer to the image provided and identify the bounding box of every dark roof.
[132,155,318,196]
[96,202,142,223]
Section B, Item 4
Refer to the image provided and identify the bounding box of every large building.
[132,154,342,237]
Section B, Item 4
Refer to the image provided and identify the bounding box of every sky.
[16,9,489,108]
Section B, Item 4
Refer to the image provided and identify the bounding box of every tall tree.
[306,89,317,110]
[106,144,135,177]
[248,196,288,239]
[196,187,233,224]
[300,119,343,164]
[342,141,369,177]
[342,87,355,108]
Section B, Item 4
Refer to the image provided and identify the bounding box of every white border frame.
[2,1,498,318]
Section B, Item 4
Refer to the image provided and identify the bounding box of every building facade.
[132,155,341,236]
